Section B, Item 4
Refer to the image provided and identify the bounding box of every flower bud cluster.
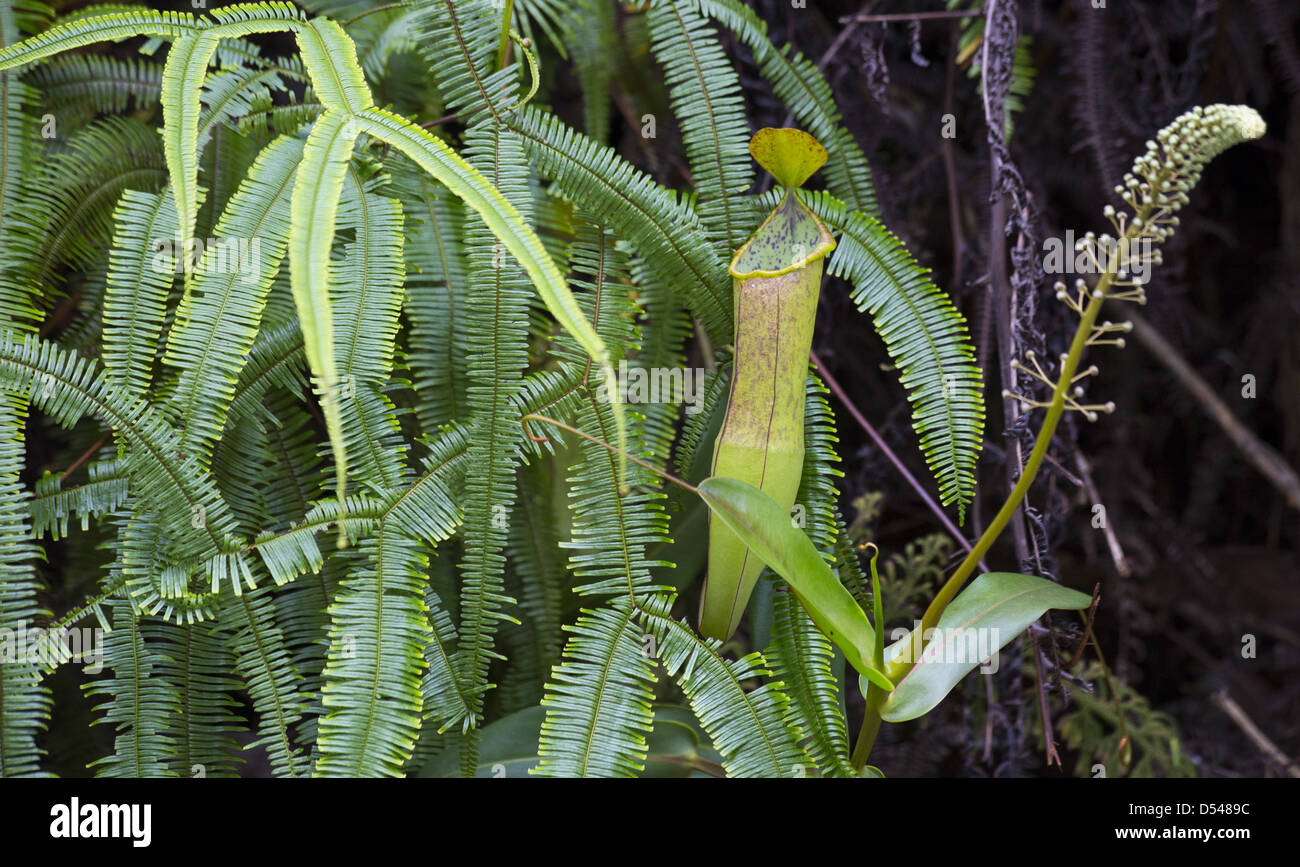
[1111,105,1266,244]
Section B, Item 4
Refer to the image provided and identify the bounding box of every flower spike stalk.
[699,128,836,641]
[850,103,1267,769]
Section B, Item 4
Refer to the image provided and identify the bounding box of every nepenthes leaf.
[698,476,892,692]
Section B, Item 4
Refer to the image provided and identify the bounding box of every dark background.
[635,0,1297,778]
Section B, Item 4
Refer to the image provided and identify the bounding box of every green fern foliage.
[0,395,48,777]
[647,0,757,255]
[0,0,992,779]
[690,0,878,215]
[644,594,806,778]
[535,597,657,777]
[794,191,986,522]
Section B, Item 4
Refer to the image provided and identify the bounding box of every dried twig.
[1121,307,1300,510]
[1074,451,1131,577]
[1210,689,1300,778]
[1031,630,1063,768]
[60,433,110,481]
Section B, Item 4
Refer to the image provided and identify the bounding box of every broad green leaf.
[420,706,547,778]
[102,190,178,402]
[878,572,1092,722]
[640,705,725,779]
[696,476,892,691]
[748,127,827,189]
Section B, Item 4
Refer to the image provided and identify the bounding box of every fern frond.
[534,597,657,777]
[797,373,843,554]
[197,127,263,239]
[163,132,302,462]
[314,527,429,776]
[337,380,411,495]
[1,117,166,315]
[142,617,245,777]
[0,395,49,777]
[222,584,309,776]
[756,374,855,776]
[529,220,674,770]
[414,0,517,123]
[161,31,220,252]
[351,6,420,83]
[647,0,757,255]
[642,594,805,778]
[235,93,321,138]
[212,408,274,533]
[563,0,614,143]
[0,334,239,567]
[225,317,307,432]
[102,189,177,402]
[246,515,330,588]
[31,460,129,541]
[690,0,877,214]
[831,508,870,609]
[452,122,531,731]
[25,54,161,125]
[335,170,404,386]
[625,250,695,468]
[508,106,733,342]
[258,413,321,531]
[405,429,477,735]
[548,218,671,598]
[85,600,179,777]
[359,105,619,406]
[765,584,854,777]
[115,512,221,624]
[0,73,41,332]
[289,111,359,515]
[0,9,198,71]
[420,572,474,734]
[205,2,306,29]
[390,153,469,432]
[328,170,410,497]
[315,425,466,776]
[498,460,564,712]
[197,59,301,145]
[273,544,336,754]
[281,16,372,114]
[795,191,985,522]
[559,397,672,603]
[673,364,728,479]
